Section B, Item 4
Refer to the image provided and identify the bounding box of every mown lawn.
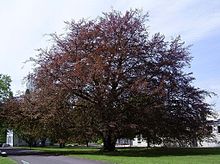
[0,157,16,164]
[70,147,220,164]
[23,146,220,164]
[71,154,220,164]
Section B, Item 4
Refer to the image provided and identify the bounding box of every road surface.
[0,148,105,164]
[10,155,105,164]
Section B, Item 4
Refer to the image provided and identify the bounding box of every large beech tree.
[21,9,214,151]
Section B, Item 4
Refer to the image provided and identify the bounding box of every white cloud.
[106,0,220,43]
[146,0,220,43]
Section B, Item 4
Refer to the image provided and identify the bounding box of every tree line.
[1,9,214,151]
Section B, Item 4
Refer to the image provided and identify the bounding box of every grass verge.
[0,157,17,164]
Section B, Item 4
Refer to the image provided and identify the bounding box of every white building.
[6,130,13,146]
[116,134,148,147]
[199,119,220,147]
[6,130,27,147]
[116,119,220,148]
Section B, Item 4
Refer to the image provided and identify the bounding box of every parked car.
[2,143,11,147]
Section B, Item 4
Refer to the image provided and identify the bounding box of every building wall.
[116,135,148,147]
[6,130,28,147]
[6,130,13,146]
[132,134,148,147]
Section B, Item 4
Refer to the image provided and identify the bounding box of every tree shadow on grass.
[37,147,220,157]
[5,147,220,157]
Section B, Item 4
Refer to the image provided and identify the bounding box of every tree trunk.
[27,138,33,149]
[147,138,151,148]
[102,134,117,151]
[49,140,54,146]
[59,142,65,148]
[28,142,32,149]
[40,139,46,147]
[33,141,37,147]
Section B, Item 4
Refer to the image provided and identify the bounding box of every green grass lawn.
[22,146,220,164]
[0,157,16,164]
[71,154,220,164]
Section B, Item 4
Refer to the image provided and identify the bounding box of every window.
[7,136,11,144]
[137,134,142,143]
[218,126,220,133]
[207,126,213,133]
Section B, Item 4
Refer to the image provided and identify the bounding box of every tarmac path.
[10,155,105,164]
[0,148,105,164]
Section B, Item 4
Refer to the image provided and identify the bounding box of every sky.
[0,0,220,111]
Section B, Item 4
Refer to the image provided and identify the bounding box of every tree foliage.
[0,74,12,143]
[0,74,12,102]
[3,9,214,151]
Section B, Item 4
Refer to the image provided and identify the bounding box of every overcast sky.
[0,0,220,111]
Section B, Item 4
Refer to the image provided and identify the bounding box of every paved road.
[10,155,105,164]
[0,148,105,164]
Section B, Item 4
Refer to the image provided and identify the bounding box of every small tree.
[2,90,43,147]
[0,74,12,102]
[0,74,13,143]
